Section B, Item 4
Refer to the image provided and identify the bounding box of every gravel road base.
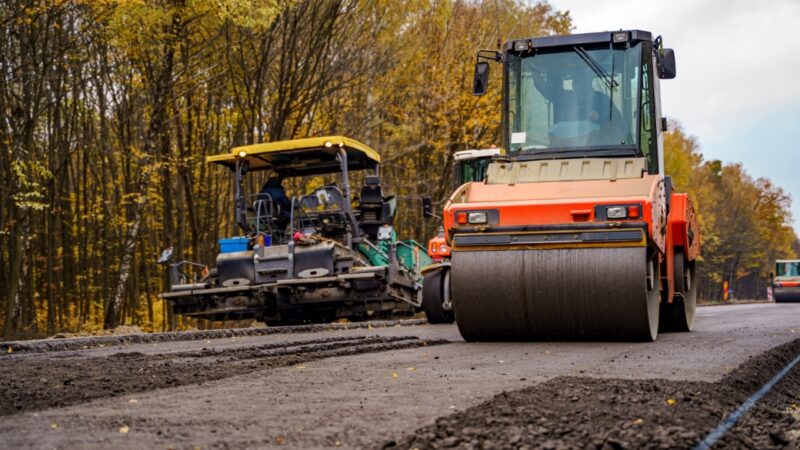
[0,318,427,353]
[388,338,800,450]
[0,335,447,416]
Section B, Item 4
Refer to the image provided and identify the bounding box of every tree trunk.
[4,203,32,335]
[105,7,182,329]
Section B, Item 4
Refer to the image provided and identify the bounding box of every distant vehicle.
[425,148,501,262]
[421,148,501,324]
[771,260,800,302]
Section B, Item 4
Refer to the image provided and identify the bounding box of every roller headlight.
[468,212,488,224]
[606,206,627,219]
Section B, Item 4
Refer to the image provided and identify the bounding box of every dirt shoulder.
[0,318,427,353]
[0,334,447,416]
[388,338,800,449]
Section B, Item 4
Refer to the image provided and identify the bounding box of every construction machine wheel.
[659,250,697,332]
[451,246,660,341]
[422,267,455,324]
[774,290,800,303]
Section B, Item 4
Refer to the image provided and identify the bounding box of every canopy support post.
[234,159,248,232]
[338,147,361,246]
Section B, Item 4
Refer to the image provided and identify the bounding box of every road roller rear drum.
[659,250,697,332]
[422,267,455,324]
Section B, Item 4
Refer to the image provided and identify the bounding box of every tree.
[664,124,797,300]
[2,0,796,337]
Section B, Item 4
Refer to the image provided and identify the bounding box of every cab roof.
[505,30,653,53]
[206,136,381,177]
[454,148,503,161]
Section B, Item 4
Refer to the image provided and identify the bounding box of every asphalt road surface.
[1,303,799,449]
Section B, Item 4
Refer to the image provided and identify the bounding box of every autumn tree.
[2,0,796,338]
[369,0,571,239]
[664,124,797,300]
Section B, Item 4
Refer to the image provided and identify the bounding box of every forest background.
[1,0,797,337]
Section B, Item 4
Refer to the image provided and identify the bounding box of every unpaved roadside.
[0,335,447,416]
[390,338,800,450]
[0,319,427,353]
[1,304,799,449]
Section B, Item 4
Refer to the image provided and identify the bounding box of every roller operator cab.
[158,136,432,324]
[772,260,800,302]
[442,30,700,341]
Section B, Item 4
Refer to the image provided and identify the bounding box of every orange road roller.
[772,260,800,302]
[431,30,700,341]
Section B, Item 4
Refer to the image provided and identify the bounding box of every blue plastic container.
[219,236,250,253]
[262,235,271,247]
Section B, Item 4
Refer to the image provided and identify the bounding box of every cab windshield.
[777,261,800,277]
[505,44,643,156]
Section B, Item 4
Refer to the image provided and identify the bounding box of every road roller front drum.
[774,288,800,303]
[451,246,660,342]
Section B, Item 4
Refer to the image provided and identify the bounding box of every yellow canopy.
[206,136,381,176]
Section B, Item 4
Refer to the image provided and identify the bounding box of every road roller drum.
[451,247,659,341]
[774,288,800,303]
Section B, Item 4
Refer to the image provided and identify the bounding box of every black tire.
[659,250,697,332]
[422,268,455,324]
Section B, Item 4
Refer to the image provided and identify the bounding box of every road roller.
[421,148,502,323]
[437,30,700,341]
[772,260,800,302]
[426,148,502,262]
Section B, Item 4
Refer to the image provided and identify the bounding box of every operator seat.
[248,194,288,243]
[358,176,394,240]
[298,185,349,239]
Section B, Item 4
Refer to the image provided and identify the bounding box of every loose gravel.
[0,319,427,353]
[388,338,800,449]
[0,334,447,416]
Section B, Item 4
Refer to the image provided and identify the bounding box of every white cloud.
[548,0,800,231]
[549,0,800,141]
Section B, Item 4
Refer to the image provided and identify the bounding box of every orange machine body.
[427,234,451,262]
[442,173,699,304]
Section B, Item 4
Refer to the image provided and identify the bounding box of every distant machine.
[421,148,501,323]
[771,260,800,302]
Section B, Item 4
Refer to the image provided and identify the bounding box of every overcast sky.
[548,0,800,232]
